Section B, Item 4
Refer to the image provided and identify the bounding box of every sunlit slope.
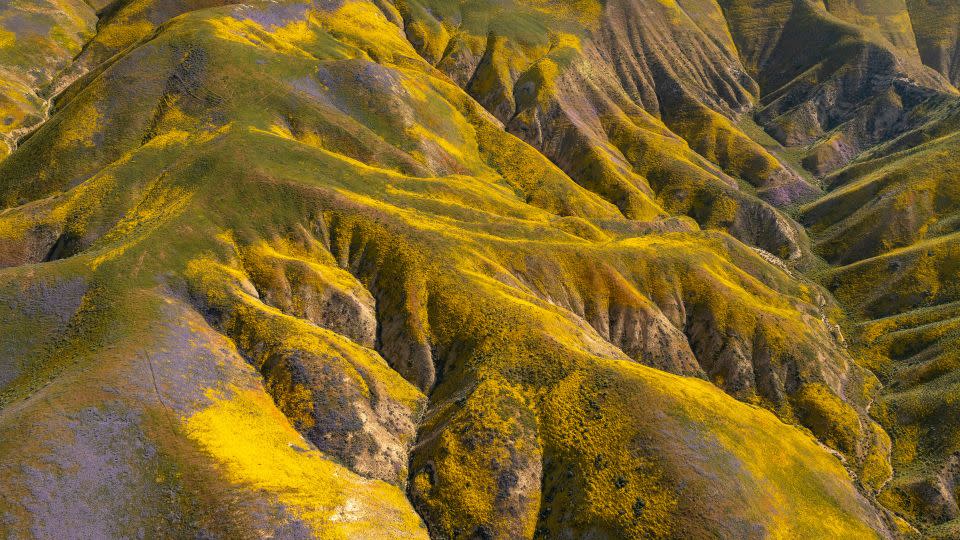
[65,0,822,257]
[0,0,96,159]
[0,0,892,537]
[392,0,821,256]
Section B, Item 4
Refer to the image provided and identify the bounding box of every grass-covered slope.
[784,16,960,534]
[708,22,960,527]
[719,0,956,178]
[379,0,823,250]
[0,0,896,537]
[0,0,96,159]
[906,0,960,87]
[799,100,960,534]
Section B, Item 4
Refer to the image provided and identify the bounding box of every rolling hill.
[2,0,960,537]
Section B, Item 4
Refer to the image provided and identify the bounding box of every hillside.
[1,0,959,538]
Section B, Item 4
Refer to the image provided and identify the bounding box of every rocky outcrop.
[187,253,425,485]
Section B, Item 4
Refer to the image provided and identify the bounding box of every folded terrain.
[0,0,959,538]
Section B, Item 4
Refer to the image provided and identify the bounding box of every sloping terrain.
[0,0,96,159]
[800,90,960,538]
[1,0,960,538]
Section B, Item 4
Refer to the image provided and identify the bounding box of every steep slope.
[0,0,96,159]
[720,0,956,177]
[748,2,960,533]
[385,0,821,256]
[906,0,960,87]
[0,0,896,538]
[799,99,960,535]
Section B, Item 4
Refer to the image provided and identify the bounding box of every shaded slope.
[791,29,960,540]
[906,0,960,87]
[720,0,956,177]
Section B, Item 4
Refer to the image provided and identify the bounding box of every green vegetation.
[9,0,960,536]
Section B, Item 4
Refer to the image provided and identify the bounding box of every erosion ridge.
[1,0,960,538]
